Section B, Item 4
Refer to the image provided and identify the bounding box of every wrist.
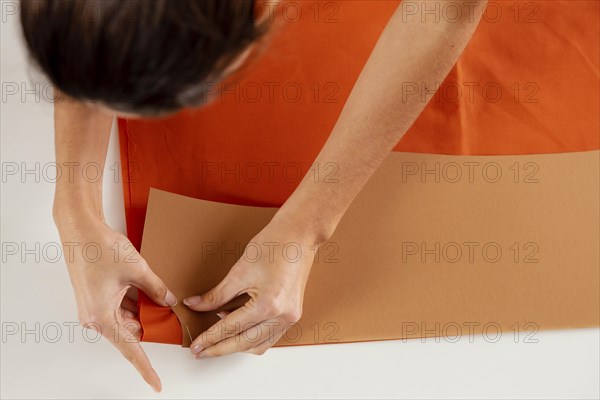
[269,205,337,248]
[53,192,105,232]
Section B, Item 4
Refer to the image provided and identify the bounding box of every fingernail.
[183,296,200,307]
[191,344,203,355]
[194,353,207,359]
[216,312,224,319]
[164,290,178,307]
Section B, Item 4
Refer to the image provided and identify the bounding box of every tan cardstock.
[141,151,600,347]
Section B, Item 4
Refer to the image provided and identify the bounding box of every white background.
[1,1,599,398]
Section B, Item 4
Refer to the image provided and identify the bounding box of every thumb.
[130,261,178,307]
[183,274,244,312]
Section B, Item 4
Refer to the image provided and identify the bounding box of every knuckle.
[78,311,107,332]
[77,311,97,327]
[149,283,166,300]
[134,261,150,276]
[201,325,223,345]
[282,307,302,323]
[202,289,219,305]
[261,297,285,317]
[260,296,302,322]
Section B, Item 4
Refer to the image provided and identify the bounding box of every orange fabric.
[117,0,600,345]
[136,293,181,345]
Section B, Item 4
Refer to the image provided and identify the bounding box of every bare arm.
[278,0,488,243]
[52,93,175,392]
[52,93,112,223]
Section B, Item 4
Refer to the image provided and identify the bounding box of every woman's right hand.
[55,213,177,392]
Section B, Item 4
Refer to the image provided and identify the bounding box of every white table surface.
[1,4,598,398]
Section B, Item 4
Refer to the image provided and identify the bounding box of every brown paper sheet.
[141,151,600,347]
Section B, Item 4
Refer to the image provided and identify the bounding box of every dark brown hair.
[20,0,268,115]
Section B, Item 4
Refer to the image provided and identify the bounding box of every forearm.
[52,93,114,228]
[276,1,487,244]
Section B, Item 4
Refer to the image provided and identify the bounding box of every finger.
[108,321,162,392]
[190,302,261,354]
[195,319,284,358]
[245,329,286,356]
[121,296,138,314]
[128,260,177,307]
[120,308,142,340]
[121,307,137,320]
[183,272,245,312]
[216,311,230,319]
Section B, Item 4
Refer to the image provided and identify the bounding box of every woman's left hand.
[183,217,318,357]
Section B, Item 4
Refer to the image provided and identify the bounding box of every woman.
[20,0,487,392]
